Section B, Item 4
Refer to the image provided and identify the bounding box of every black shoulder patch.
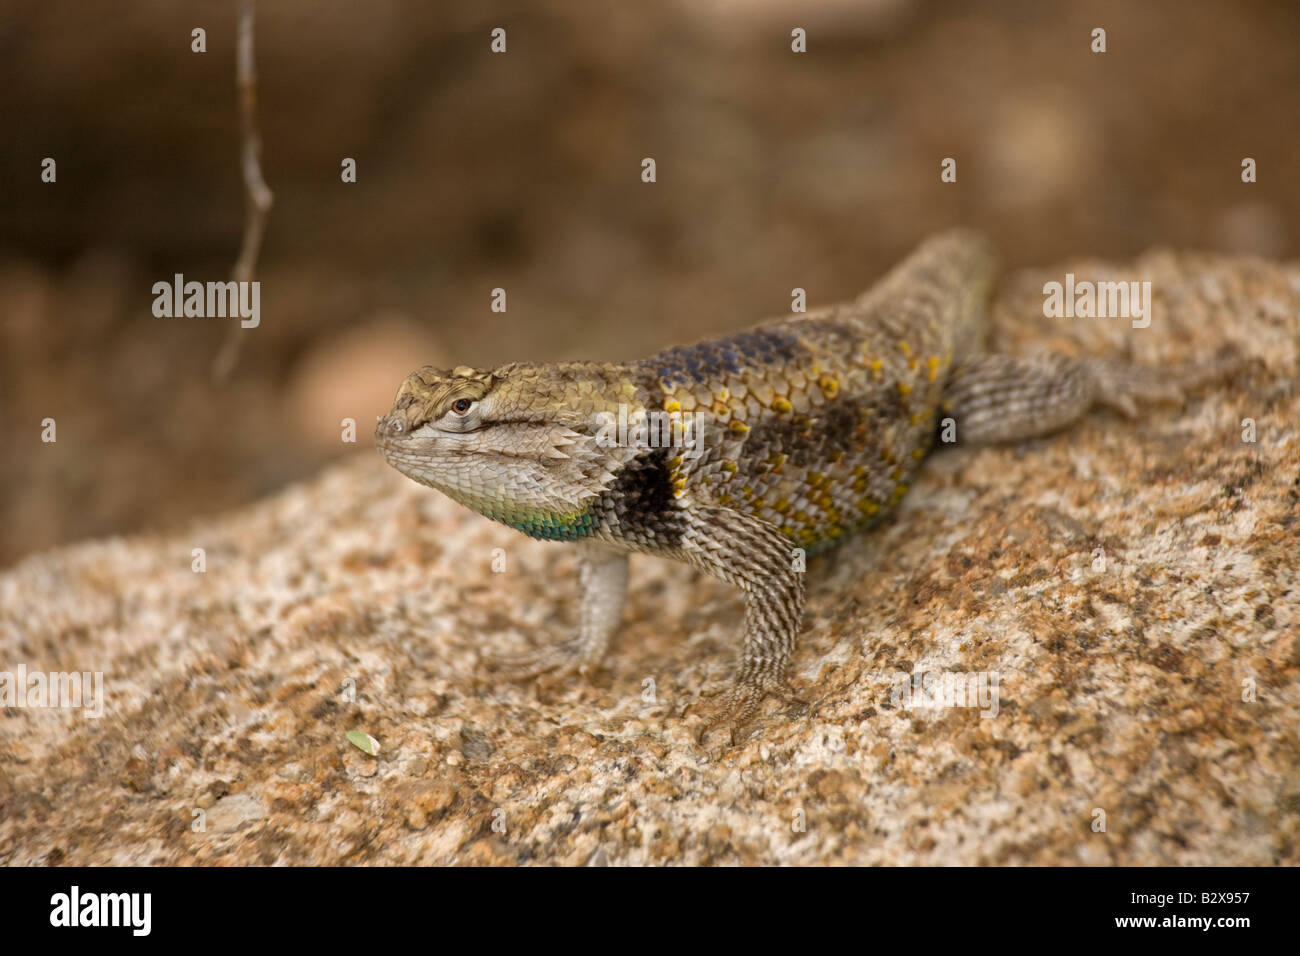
[595,447,686,549]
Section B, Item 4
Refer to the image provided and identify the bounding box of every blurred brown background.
[2,0,1297,567]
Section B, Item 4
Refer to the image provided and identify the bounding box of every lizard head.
[375,363,637,538]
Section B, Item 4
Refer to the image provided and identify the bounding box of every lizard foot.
[691,676,805,745]
[1087,359,1185,418]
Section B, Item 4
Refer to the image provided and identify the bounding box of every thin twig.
[213,0,274,383]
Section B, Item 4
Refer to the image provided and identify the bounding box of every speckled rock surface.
[2,249,1297,865]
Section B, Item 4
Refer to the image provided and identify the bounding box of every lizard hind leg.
[941,352,1185,446]
[485,543,628,680]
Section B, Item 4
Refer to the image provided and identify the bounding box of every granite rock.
[1,249,1297,865]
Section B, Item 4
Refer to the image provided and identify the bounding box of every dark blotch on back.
[743,399,873,472]
[639,327,807,388]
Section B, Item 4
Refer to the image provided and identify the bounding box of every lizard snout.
[374,413,412,445]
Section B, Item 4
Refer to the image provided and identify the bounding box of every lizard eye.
[451,398,474,415]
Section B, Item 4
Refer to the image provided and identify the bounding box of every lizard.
[375,229,1204,737]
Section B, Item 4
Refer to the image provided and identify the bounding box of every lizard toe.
[484,637,596,681]
[691,676,797,744]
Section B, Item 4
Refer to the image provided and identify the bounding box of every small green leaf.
[347,729,380,756]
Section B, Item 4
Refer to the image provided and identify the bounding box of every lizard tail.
[856,228,1001,360]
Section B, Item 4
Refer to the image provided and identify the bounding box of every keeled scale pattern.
[635,230,997,554]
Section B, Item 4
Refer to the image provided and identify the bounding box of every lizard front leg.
[679,505,806,737]
[488,542,628,679]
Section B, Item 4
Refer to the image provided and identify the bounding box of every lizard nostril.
[376,415,406,439]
